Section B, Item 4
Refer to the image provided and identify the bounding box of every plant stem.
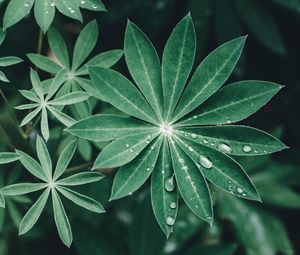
[0,88,20,126]
[66,162,94,173]
[37,29,43,55]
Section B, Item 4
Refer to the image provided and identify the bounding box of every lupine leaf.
[178,81,282,126]
[27,54,61,73]
[34,0,55,33]
[19,90,40,103]
[57,187,105,213]
[0,193,4,208]
[19,188,50,235]
[47,106,76,127]
[20,106,42,127]
[46,68,68,100]
[67,114,155,142]
[0,71,9,82]
[30,69,44,99]
[1,183,47,196]
[78,0,106,11]
[15,103,39,110]
[110,137,162,200]
[36,135,52,179]
[57,172,104,186]
[0,56,23,66]
[0,152,21,164]
[52,189,73,247]
[49,92,89,105]
[151,139,178,237]
[55,0,82,22]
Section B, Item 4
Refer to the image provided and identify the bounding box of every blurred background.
[0,0,300,254]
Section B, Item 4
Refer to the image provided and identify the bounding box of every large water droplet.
[164,175,175,192]
[218,143,232,153]
[199,155,213,169]
[170,202,176,209]
[243,145,252,153]
[166,216,175,226]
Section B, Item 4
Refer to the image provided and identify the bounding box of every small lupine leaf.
[46,68,68,100]
[162,13,196,120]
[67,114,155,142]
[0,193,5,208]
[57,186,105,213]
[72,20,98,70]
[125,20,163,121]
[0,30,6,45]
[53,139,77,181]
[0,56,23,66]
[110,137,162,200]
[36,135,52,179]
[78,0,106,11]
[0,152,21,164]
[3,0,34,30]
[15,103,39,110]
[47,106,76,127]
[34,0,55,33]
[0,71,9,82]
[52,189,73,247]
[19,90,40,103]
[55,0,82,23]
[16,150,48,182]
[19,106,42,127]
[1,183,47,196]
[49,92,89,105]
[172,36,246,122]
[19,188,50,235]
[88,66,158,125]
[30,68,44,99]
[27,54,61,74]
[40,108,49,141]
[151,139,178,237]
[169,138,213,223]
[93,131,159,169]
[57,172,104,186]
[178,81,282,126]
[179,126,287,156]
[47,28,70,68]
[173,134,260,201]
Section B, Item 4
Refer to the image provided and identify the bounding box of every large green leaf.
[174,135,260,201]
[178,126,287,156]
[178,81,282,126]
[169,139,212,222]
[89,67,158,124]
[125,21,163,121]
[110,137,162,200]
[67,114,155,142]
[151,139,178,237]
[34,0,55,33]
[172,36,246,122]
[162,14,196,120]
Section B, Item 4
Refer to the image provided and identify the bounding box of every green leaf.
[52,189,73,247]
[93,131,159,169]
[20,106,42,127]
[55,0,82,23]
[0,152,21,164]
[172,36,246,122]
[67,114,155,142]
[36,135,52,179]
[57,172,104,186]
[53,139,77,181]
[169,139,212,223]
[16,150,48,181]
[174,135,260,201]
[78,0,107,11]
[110,137,162,200]
[233,0,286,55]
[0,56,23,66]
[57,187,105,213]
[15,103,39,110]
[72,20,98,70]
[47,28,70,68]
[88,66,158,125]
[0,193,5,208]
[0,30,6,45]
[40,108,49,141]
[0,71,9,82]
[34,0,55,32]
[19,188,50,235]
[179,126,287,156]
[27,54,61,73]
[3,0,34,30]
[19,89,40,103]
[151,139,178,237]
[178,81,282,126]
[30,69,44,99]
[45,68,68,100]
[162,14,196,120]
[125,21,163,121]
[1,183,47,196]
[47,106,76,127]
[49,92,89,105]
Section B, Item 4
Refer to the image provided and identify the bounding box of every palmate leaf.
[3,0,106,32]
[69,14,287,237]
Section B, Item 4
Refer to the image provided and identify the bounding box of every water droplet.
[217,143,232,153]
[203,139,208,144]
[193,115,197,119]
[254,150,258,153]
[191,133,198,139]
[243,145,252,153]
[129,148,134,152]
[164,175,175,192]
[188,146,193,152]
[210,142,215,146]
[226,120,232,124]
[170,202,176,209]
[237,187,243,194]
[80,0,86,4]
[126,144,130,148]
[146,167,151,171]
[151,146,155,150]
[166,216,175,226]
[199,155,213,169]
[145,140,150,144]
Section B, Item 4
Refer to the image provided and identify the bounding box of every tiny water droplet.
[164,175,175,192]
[166,216,175,226]
[146,167,151,171]
[217,143,232,153]
[203,139,208,144]
[199,155,213,169]
[126,144,130,148]
[210,142,215,146]
[226,120,232,124]
[243,145,252,153]
[191,133,198,139]
[188,146,193,152]
[170,202,176,209]
[237,187,243,194]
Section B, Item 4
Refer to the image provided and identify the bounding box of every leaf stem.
[37,29,44,55]
[65,162,94,173]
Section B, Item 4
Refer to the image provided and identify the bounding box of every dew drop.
[166,216,175,226]
[243,145,252,153]
[164,175,175,192]
[199,155,213,169]
[126,144,130,148]
[217,143,232,153]
[237,187,244,194]
[188,146,193,152]
[169,202,176,209]
[203,139,208,144]
[191,133,198,139]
